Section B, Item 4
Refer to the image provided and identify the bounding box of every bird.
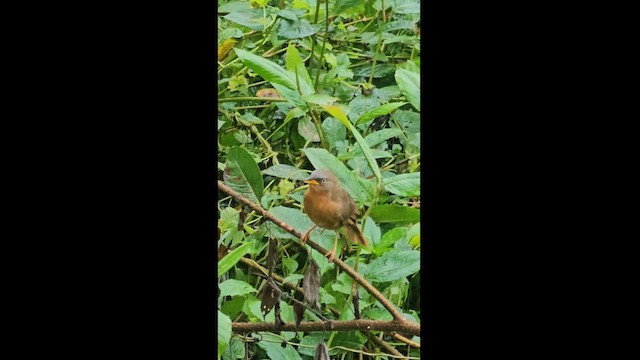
[300,169,368,262]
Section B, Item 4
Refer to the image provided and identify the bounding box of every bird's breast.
[303,191,343,229]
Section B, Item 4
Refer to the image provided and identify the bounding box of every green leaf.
[322,117,347,152]
[285,44,313,94]
[347,122,382,186]
[278,18,321,39]
[256,332,303,360]
[383,172,420,197]
[224,146,264,203]
[395,68,420,111]
[218,279,258,297]
[223,10,270,31]
[222,337,245,360]
[362,217,381,247]
[320,104,350,126]
[237,113,265,126]
[348,95,381,124]
[364,128,404,148]
[268,206,314,240]
[242,294,264,321]
[356,102,407,125]
[217,310,232,359]
[297,116,320,142]
[364,249,420,282]
[234,48,296,90]
[301,148,372,204]
[374,227,408,256]
[272,83,306,108]
[218,242,252,276]
[262,164,309,181]
[369,204,420,223]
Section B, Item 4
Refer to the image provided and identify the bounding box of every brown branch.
[391,332,421,349]
[218,181,417,330]
[367,333,404,357]
[231,320,420,336]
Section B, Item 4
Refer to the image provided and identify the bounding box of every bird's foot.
[325,250,336,263]
[300,225,316,247]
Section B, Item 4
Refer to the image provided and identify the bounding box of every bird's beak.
[304,179,319,186]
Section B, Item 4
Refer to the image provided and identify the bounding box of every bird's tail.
[345,224,368,247]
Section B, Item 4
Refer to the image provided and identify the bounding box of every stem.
[231,319,419,336]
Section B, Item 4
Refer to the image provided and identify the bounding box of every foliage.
[218,0,420,359]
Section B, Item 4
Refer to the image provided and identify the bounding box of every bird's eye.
[321,178,327,183]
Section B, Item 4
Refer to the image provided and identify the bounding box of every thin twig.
[367,333,404,357]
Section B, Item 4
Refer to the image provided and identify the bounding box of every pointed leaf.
[217,242,252,276]
[224,146,264,203]
[356,102,407,125]
[235,48,296,90]
[395,68,420,111]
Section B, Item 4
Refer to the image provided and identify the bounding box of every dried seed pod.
[260,280,279,317]
[267,237,278,274]
[303,259,321,309]
[293,302,304,326]
[352,288,361,319]
[274,300,285,327]
[313,342,330,360]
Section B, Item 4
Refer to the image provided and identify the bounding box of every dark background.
[6,0,624,358]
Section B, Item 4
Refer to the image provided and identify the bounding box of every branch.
[218,181,417,329]
[232,320,420,336]
[367,332,404,357]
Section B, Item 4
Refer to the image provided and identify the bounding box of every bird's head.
[304,169,339,194]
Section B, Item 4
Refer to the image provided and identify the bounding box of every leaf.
[219,279,258,297]
[369,204,420,223]
[278,18,321,39]
[322,117,347,152]
[285,44,313,94]
[395,68,420,111]
[347,122,382,185]
[217,242,252,276]
[218,310,232,359]
[383,172,420,197]
[262,164,309,181]
[320,105,350,126]
[268,206,315,240]
[256,332,303,360]
[363,250,420,282]
[303,259,321,309]
[363,128,404,148]
[224,146,264,203]
[218,39,237,61]
[223,10,270,31]
[348,95,381,124]
[301,148,372,204]
[234,48,297,90]
[237,112,265,126]
[356,102,407,125]
[374,228,408,256]
[298,116,320,142]
[362,217,381,247]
